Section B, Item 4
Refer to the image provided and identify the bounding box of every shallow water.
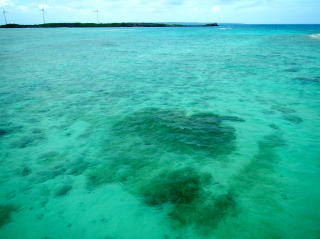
[0,25,320,239]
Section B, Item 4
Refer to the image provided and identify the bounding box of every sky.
[0,0,319,24]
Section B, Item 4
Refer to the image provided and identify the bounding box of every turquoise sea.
[0,24,320,239]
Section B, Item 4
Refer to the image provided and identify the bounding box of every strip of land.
[0,22,219,28]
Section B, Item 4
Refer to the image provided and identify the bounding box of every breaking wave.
[310,33,320,40]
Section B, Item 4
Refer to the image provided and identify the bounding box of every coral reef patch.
[87,108,243,231]
[0,204,17,228]
[140,167,212,206]
[111,108,240,157]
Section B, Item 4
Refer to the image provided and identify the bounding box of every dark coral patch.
[19,166,32,176]
[86,108,243,231]
[34,165,67,183]
[67,160,90,176]
[54,184,72,197]
[282,115,303,124]
[112,108,239,156]
[220,115,245,122]
[261,134,287,148]
[269,124,280,130]
[293,77,320,83]
[87,165,116,188]
[169,192,236,230]
[284,68,299,72]
[141,167,212,206]
[272,105,296,114]
[0,129,9,137]
[0,204,17,228]
[12,134,46,148]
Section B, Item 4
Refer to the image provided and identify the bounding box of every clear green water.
[0,25,320,239]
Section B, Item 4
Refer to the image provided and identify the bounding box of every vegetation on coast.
[0,22,219,28]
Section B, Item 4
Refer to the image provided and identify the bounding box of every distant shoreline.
[0,22,219,28]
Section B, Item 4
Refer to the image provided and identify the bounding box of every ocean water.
[0,24,320,239]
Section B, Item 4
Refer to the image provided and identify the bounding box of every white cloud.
[16,5,30,12]
[211,5,221,12]
[146,7,156,12]
[38,4,49,9]
[0,0,13,7]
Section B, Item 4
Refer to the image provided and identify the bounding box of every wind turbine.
[2,8,8,25]
[93,9,99,24]
[40,7,46,24]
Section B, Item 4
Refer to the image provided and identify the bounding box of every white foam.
[310,33,320,40]
[100,29,134,32]
[219,27,232,30]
